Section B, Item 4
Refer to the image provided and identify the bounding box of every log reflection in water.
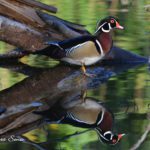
[0,64,87,136]
[0,58,144,138]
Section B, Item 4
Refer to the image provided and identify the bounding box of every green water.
[0,0,150,150]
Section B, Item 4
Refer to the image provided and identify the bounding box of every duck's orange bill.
[118,133,126,140]
[116,21,124,30]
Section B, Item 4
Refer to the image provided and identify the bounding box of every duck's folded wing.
[35,35,95,59]
[34,44,66,59]
[59,35,95,50]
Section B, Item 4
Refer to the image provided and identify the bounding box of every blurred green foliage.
[0,0,150,150]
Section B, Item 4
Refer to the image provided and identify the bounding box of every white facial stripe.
[95,22,107,33]
[97,109,105,125]
[111,134,113,140]
[95,128,109,141]
[102,27,110,33]
[100,134,109,141]
[95,18,118,33]
[108,23,112,29]
[104,131,113,140]
[104,131,112,136]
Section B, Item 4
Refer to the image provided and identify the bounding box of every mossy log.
[0,0,89,59]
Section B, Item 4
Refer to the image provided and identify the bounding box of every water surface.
[0,0,150,150]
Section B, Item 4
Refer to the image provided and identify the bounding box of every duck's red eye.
[110,19,115,23]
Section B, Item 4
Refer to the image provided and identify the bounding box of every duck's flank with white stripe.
[35,16,124,77]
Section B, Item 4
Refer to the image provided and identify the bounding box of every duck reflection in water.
[34,93,125,145]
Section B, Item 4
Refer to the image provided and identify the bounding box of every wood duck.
[34,97,125,145]
[35,16,124,76]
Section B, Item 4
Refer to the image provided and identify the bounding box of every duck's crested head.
[96,129,125,145]
[102,131,125,145]
[95,16,124,34]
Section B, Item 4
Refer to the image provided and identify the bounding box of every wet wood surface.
[0,0,89,52]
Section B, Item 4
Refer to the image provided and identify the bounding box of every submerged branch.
[130,123,150,150]
[20,129,91,150]
[41,129,92,143]
[0,48,28,59]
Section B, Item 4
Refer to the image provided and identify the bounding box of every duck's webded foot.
[81,63,96,78]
